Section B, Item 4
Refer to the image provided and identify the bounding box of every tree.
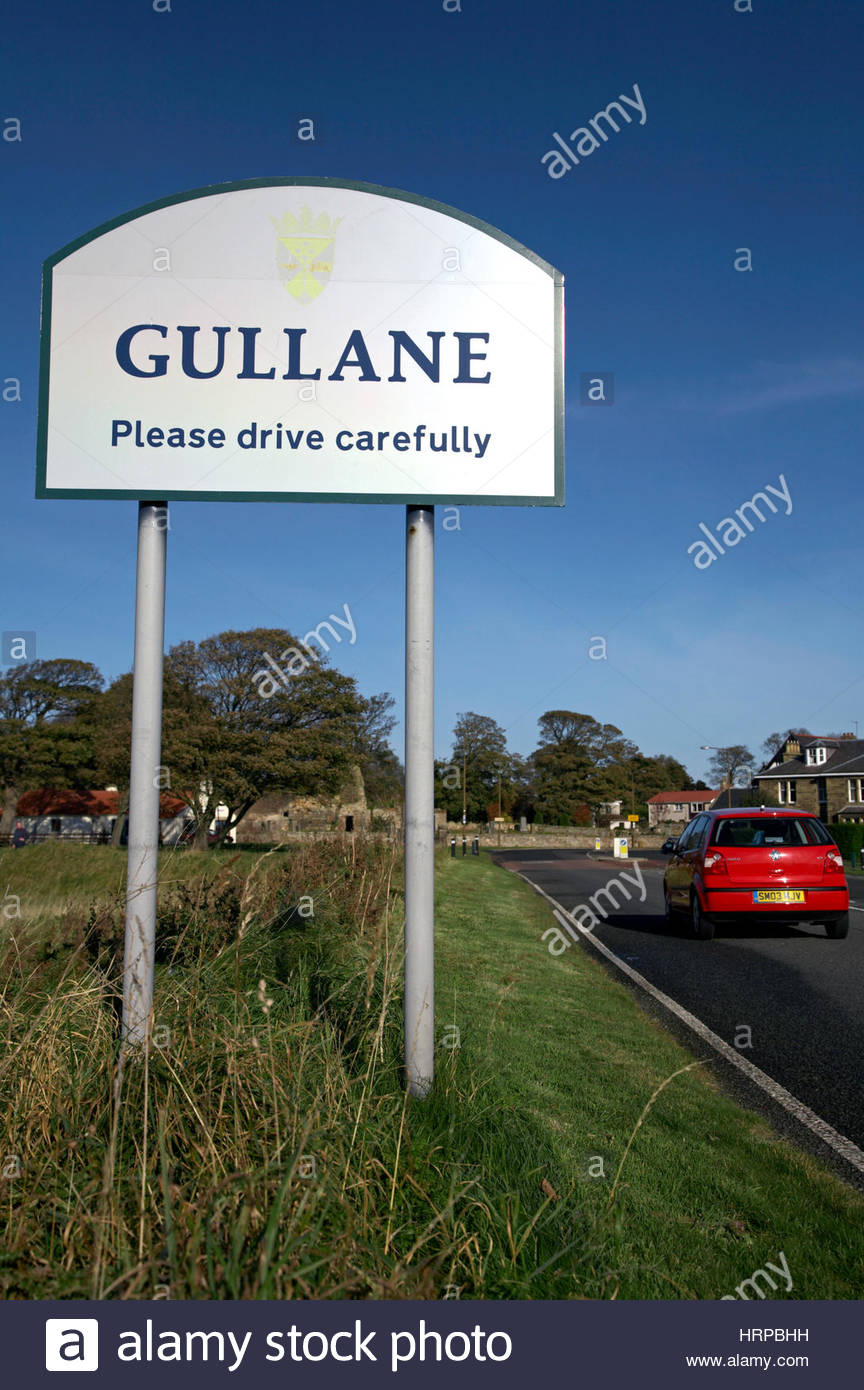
[619,752,693,812]
[536,710,639,765]
[0,658,103,725]
[732,786,781,808]
[87,671,210,844]
[163,628,371,846]
[0,659,103,834]
[504,753,535,823]
[441,712,509,822]
[531,711,639,824]
[353,692,403,809]
[704,745,754,788]
[760,728,808,764]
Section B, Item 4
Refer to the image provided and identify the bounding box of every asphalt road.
[493,848,864,1188]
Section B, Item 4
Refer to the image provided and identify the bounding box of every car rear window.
[800,819,834,845]
[709,817,830,847]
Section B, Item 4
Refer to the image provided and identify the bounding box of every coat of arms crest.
[270,207,342,302]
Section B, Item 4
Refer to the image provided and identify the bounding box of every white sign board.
[37,178,564,505]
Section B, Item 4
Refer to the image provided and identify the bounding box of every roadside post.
[404,504,435,1095]
[36,176,563,1094]
[121,502,168,1043]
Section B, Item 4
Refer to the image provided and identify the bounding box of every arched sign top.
[37,177,564,505]
[44,177,564,281]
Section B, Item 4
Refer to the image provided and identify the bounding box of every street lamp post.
[701,744,734,791]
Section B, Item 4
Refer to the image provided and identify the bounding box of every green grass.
[1,840,862,1300]
[0,842,230,933]
[432,851,864,1299]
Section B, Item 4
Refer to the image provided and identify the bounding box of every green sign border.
[36,176,564,506]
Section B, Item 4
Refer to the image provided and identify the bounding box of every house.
[752,732,864,824]
[16,788,190,843]
[647,789,718,828]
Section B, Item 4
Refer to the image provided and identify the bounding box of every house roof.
[648,790,718,805]
[17,788,187,817]
[754,737,864,779]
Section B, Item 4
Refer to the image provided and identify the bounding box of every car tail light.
[824,850,845,875]
[704,851,728,876]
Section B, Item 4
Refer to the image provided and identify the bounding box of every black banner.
[5,1298,853,1387]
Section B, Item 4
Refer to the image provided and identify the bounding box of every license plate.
[753,890,806,904]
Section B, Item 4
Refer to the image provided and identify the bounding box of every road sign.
[627,814,639,822]
[37,179,564,1098]
[38,178,563,506]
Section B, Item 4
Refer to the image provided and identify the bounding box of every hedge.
[829,822,864,865]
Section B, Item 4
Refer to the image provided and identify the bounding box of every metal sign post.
[121,502,167,1044]
[37,176,563,1088]
[404,506,435,1096]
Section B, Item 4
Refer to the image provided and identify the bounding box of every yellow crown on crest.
[270,207,342,239]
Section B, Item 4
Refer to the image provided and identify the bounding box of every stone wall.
[238,766,370,842]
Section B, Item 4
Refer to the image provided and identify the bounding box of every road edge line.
[517,872,864,1178]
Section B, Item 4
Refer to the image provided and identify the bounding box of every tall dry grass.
[0,838,585,1300]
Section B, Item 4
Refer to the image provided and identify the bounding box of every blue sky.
[2,0,862,780]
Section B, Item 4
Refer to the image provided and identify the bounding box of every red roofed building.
[16,788,189,843]
[647,789,718,828]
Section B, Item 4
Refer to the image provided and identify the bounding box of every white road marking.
[518,872,864,1177]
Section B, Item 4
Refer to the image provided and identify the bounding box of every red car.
[662,808,849,940]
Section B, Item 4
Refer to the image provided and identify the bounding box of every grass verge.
[432,850,864,1299]
[0,841,862,1299]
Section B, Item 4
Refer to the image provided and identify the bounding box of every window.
[806,746,828,766]
[777,781,797,804]
[848,778,864,804]
[803,819,834,844]
[711,817,813,848]
[678,816,707,852]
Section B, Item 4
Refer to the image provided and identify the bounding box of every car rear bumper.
[702,886,849,920]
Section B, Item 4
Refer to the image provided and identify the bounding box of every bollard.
[450,837,456,858]
[462,836,467,856]
[472,837,479,856]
